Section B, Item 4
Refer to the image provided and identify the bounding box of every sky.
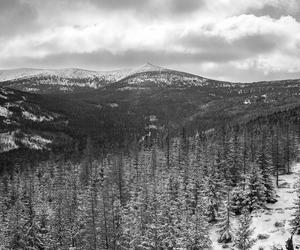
[1,0,300,82]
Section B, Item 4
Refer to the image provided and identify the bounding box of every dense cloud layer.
[0,0,299,82]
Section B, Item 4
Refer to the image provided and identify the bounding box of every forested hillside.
[0,103,299,249]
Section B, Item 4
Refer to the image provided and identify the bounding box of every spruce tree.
[244,164,266,212]
[231,180,247,215]
[234,210,256,250]
[290,175,300,234]
[256,131,276,203]
[204,156,226,222]
[217,188,234,243]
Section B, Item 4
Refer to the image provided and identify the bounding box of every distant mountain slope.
[0,87,76,168]
[0,63,177,93]
[0,68,131,93]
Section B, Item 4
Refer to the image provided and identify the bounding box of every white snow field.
[211,162,300,250]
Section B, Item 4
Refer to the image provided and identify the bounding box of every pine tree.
[50,162,68,249]
[119,189,146,249]
[5,169,27,249]
[244,164,266,212]
[20,169,46,249]
[175,177,211,250]
[217,187,234,243]
[231,177,249,215]
[290,175,300,234]
[227,128,243,185]
[156,177,180,249]
[256,131,276,203]
[204,156,226,222]
[234,210,256,250]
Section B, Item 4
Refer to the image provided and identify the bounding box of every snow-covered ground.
[211,162,300,250]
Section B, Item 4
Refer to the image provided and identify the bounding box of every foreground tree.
[256,131,276,203]
[217,188,234,243]
[290,175,300,235]
[234,210,256,250]
[244,164,266,212]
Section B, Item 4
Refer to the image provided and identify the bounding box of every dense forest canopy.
[0,102,299,249]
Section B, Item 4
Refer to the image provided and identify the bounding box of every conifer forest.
[1,106,299,249]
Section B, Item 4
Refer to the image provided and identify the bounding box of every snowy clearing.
[210,162,300,250]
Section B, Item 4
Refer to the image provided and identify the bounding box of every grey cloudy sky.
[1,0,300,82]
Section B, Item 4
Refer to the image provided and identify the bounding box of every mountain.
[0,63,175,93]
[0,67,131,93]
[0,63,234,93]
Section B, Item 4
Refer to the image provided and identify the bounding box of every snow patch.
[149,115,157,122]
[25,87,40,92]
[244,98,251,105]
[22,110,53,122]
[0,132,18,152]
[108,103,119,108]
[21,134,52,150]
[0,106,12,118]
[0,93,7,99]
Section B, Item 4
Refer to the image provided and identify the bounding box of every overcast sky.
[1,0,300,82]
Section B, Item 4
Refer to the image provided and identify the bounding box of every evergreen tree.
[176,178,211,249]
[290,175,300,234]
[204,156,226,222]
[234,210,256,250]
[5,170,27,249]
[217,188,234,243]
[231,183,247,215]
[256,131,276,203]
[244,164,266,212]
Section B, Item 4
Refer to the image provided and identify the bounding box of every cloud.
[87,0,149,10]
[86,0,206,17]
[0,49,232,69]
[0,0,300,82]
[180,32,282,58]
[0,0,38,37]
[245,0,300,21]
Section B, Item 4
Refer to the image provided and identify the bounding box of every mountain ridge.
[0,63,170,82]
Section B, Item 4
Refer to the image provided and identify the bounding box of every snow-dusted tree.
[227,128,243,185]
[204,169,226,222]
[234,210,256,250]
[290,174,300,234]
[49,163,68,249]
[231,182,247,215]
[119,189,148,249]
[244,163,266,212]
[256,131,276,203]
[174,177,211,249]
[4,170,27,249]
[19,169,47,249]
[217,187,235,243]
[157,178,181,249]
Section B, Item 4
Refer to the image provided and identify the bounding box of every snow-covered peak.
[0,67,131,82]
[0,63,170,83]
[130,62,168,75]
